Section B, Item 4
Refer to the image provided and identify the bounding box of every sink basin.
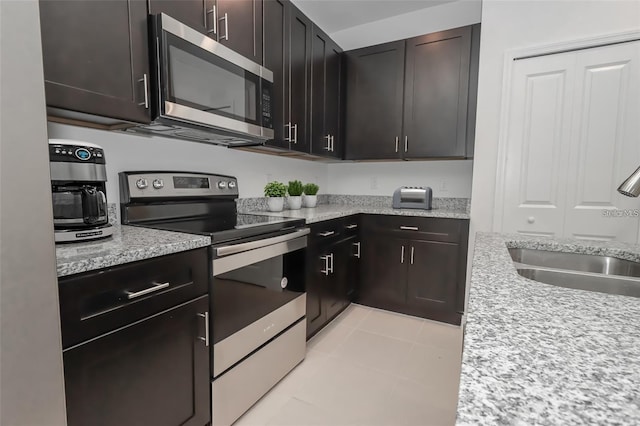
[509,248,640,278]
[509,248,640,298]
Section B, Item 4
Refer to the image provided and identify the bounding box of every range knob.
[136,178,148,189]
[228,181,237,189]
[217,181,228,189]
[152,179,164,189]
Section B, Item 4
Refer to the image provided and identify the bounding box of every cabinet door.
[39,0,151,123]
[216,0,263,63]
[148,0,216,37]
[306,244,327,339]
[346,235,360,301]
[64,296,210,426]
[288,5,312,153]
[359,235,407,309]
[323,238,352,320]
[344,41,405,160]
[263,0,290,149]
[310,26,342,158]
[403,26,471,158]
[406,240,459,312]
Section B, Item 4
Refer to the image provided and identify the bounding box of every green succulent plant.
[264,181,287,197]
[287,180,304,196]
[303,183,319,196]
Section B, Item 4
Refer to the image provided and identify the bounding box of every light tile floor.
[234,304,464,426]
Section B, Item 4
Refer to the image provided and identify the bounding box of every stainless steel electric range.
[120,171,308,426]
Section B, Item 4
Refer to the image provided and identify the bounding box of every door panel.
[263,0,289,149]
[403,27,471,158]
[149,0,215,36]
[306,244,326,338]
[406,240,458,312]
[345,41,405,160]
[325,40,343,158]
[359,235,407,308]
[563,42,640,242]
[216,0,263,63]
[501,54,575,237]
[311,30,328,155]
[289,6,312,153]
[64,296,210,426]
[39,0,151,123]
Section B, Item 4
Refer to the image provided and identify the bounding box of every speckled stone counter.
[457,232,640,425]
[246,204,469,223]
[56,225,211,278]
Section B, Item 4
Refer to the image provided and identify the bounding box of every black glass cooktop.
[144,214,305,244]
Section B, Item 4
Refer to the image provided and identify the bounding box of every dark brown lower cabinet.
[358,215,469,325]
[64,296,210,426]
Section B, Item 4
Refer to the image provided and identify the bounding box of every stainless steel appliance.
[392,186,433,210]
[618,165,640,197]
[49,139,113,242]
[129,14,274,147]
[120,171,308,426]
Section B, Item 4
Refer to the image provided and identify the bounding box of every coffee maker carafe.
[49,139,114,243]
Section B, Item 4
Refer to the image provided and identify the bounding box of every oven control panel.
[120,172,239,201]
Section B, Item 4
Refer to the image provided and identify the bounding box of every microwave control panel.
[261,86,273,130]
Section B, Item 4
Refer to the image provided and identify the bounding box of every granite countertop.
[56,225,211,278]
[247,204,469,223]
[457,232,640,425]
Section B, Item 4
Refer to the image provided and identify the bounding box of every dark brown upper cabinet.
[403,26,472,158]
[216,0,263,64]
[311,25,343,159]
[39,0,151,124]
[344,41,406,160]
[148,0,217,38]
[263,2,312,152]
[344,24,480,161]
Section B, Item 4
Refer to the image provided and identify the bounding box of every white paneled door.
[500,40,640,242]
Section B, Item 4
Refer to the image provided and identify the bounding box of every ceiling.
[291,0,458,34]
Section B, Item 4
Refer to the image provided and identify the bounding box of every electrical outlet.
[370,176,378,190]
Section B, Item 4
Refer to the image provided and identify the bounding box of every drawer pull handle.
[400,226,419,231]
[345,224,358,229]
[124,281,169,299]
[318,231,335,237]
[197,312,210,346]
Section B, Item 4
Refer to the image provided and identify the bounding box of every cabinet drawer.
[59,248,209,348]
[308,218,344,245]
[341,215,361,237]
[362,215,464,243]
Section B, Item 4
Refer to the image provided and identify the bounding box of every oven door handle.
[215,228,310,257]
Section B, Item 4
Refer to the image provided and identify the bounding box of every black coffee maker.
[49,139,113,243]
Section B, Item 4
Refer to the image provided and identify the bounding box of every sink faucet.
[618,166,640,197]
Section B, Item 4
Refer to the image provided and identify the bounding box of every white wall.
[471,0,640,233]
[327,160,473,197]
[324,0,481,198]
[48,123,328,203]
[329,0,482,50]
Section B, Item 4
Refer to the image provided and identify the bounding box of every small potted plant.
[264,181,287,212]
[302,183,319,208]
[287,180,304,210]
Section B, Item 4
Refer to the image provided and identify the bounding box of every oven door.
[153,13,274,141]
[211,228,308,378]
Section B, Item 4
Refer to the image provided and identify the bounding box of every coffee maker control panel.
[49,140,106,164]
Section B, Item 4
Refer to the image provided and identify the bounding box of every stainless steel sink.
[508,248,640,298]
[509,248,640,278]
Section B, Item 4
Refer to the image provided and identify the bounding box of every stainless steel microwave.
[130,13,274,147]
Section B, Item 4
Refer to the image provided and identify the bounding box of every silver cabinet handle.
[345,224,358,229]
[353,242,361,258]
[410,246,414,265]
[318,231,335,237]
[329,253,334,274]
[125,281,169,299]
[138,74,149,108]
[292,123,298,144]
[405,136,408,152]
[205,4,216,34]
[330,135,335,152]
[395,136,399,153]
[400,226,419,231]
[284,122,291,142]
[401,246,405,264]
[321,254,331,275]
[219,12,229,40]
[197,312,210,346]
[324,135,331,150]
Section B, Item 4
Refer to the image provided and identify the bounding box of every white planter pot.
[287,196,302,210]
[303,195,318,208]
[267,197,284,212]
